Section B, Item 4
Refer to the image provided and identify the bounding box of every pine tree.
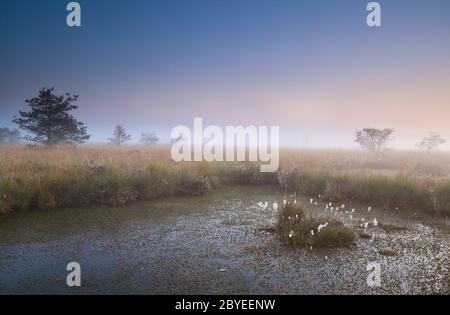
[13,88,90,145]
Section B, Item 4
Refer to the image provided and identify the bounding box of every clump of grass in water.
[278,203,354,248]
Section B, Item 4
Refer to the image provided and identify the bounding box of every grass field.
[1,145,450,215]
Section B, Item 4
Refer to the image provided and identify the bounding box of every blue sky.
[1,0,450,148]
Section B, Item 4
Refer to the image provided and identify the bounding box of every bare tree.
[140,133,159,146]
[355,128,394,152]
[417,132,446,152]
[109,125,131,146]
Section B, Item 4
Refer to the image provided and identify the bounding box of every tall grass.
[0,146,211,212]
[282,170,450,214]
[1,145,450,214]
[278,203,354,248]
[0,162,211,212]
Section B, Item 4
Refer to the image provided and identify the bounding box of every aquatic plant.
[277,203,355,248]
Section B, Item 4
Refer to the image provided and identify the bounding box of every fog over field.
[1,1,450,149]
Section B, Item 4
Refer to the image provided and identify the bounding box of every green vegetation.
[0,163,210,212]
[1,146,450,215]
[277,203,355,248]
[378,223,408,233]
[282,170,450,214]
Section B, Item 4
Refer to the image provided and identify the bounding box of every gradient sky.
[1,0,450,149]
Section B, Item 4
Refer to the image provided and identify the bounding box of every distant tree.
[417,132,446,152]
[109,125,131,146]
[355,128,394,152]
[140,133,159,146]
[12,88,90,146]
[0,127,21,144]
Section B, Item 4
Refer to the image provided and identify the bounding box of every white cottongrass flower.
[310,198,313,205]
[283,199,287,205]
[257,201,268,210]
[364,222,369,229]
[289,230,294,238]
[329,202,332,207]
[317,222,329,233]
[373,218,378,227]
[350,215,353,221]
[311,230,315,236]
[294,199,297,204]
[314,202,318,205]
[341,204,346,209]
[368,206,372,212]
[351,208,355,213]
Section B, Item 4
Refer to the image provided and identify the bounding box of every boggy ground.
[0,186,448,294]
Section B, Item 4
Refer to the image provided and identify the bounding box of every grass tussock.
[278,203,355,248]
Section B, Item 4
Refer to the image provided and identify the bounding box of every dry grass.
[279,149,450,179]
[1,145,450,214]
[0,145,213,212]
